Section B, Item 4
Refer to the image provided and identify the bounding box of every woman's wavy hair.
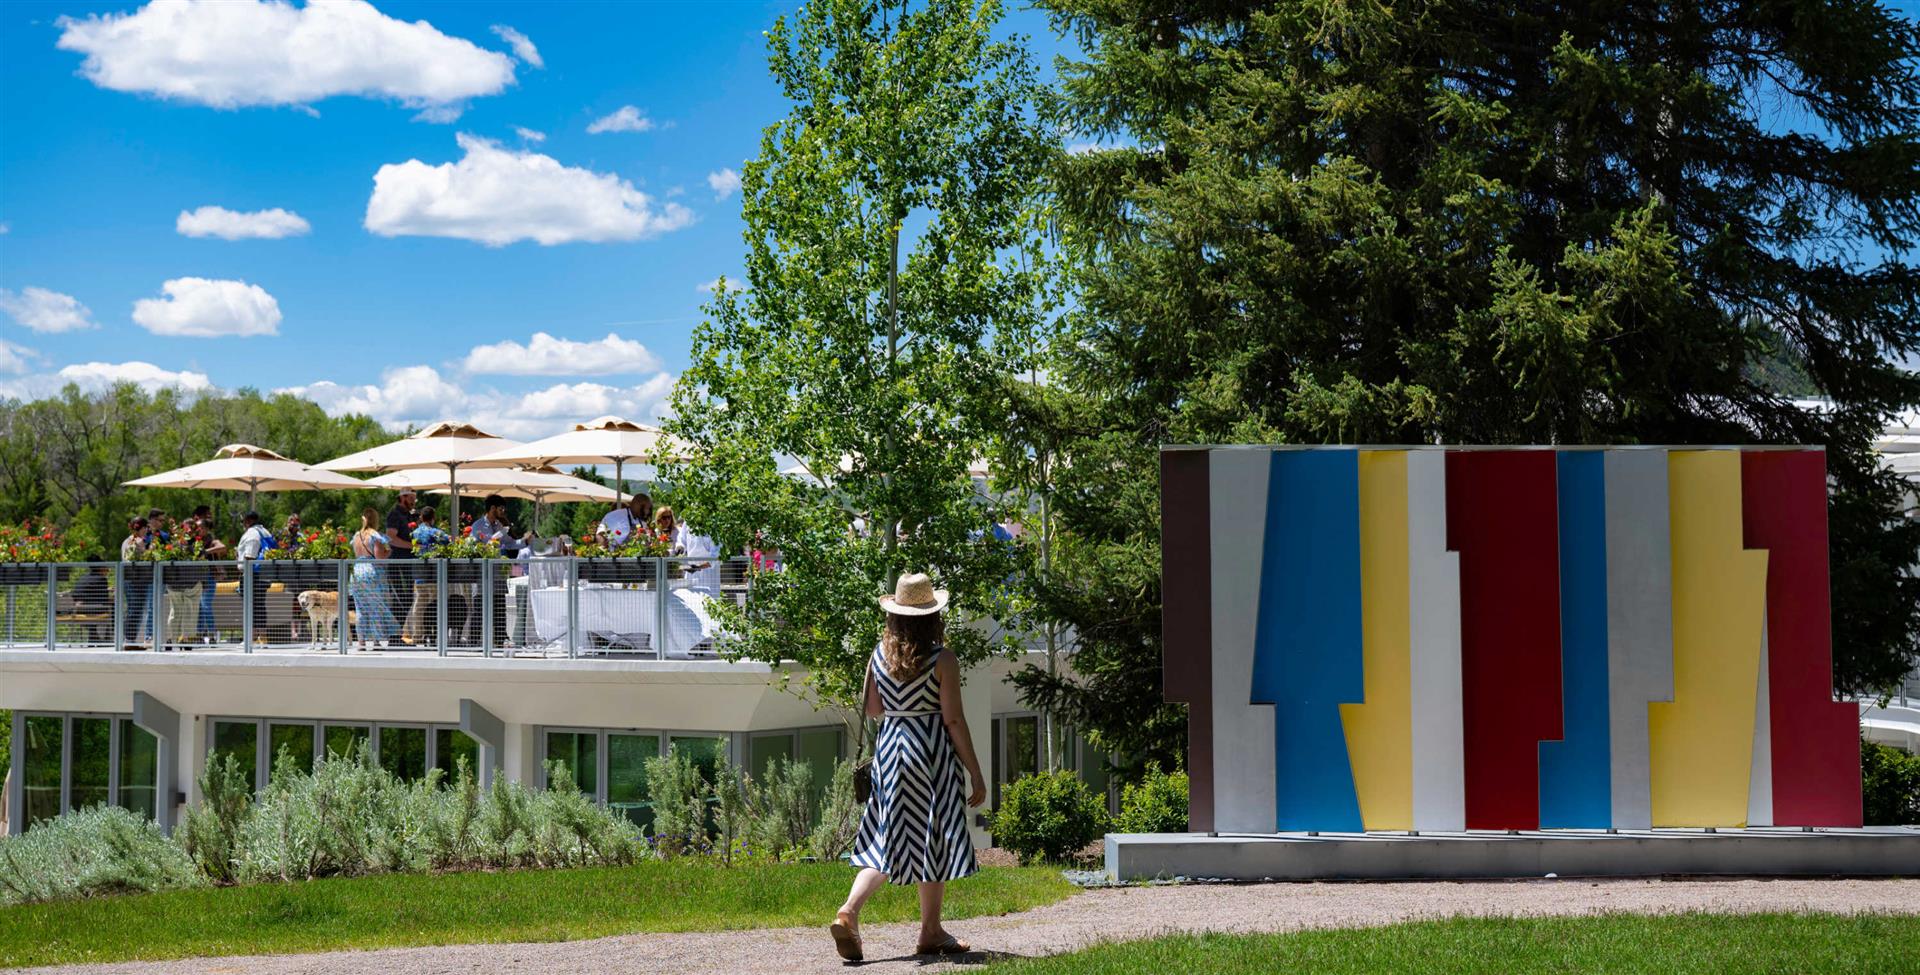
[881,610,944,683]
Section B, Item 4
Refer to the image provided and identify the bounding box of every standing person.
[659,507,720,595]
[402,507,450,644]
[385,489,419,631]
[597,493,653,546]
[279,513,303,550]
[470,496,525,646]
[146,508,172,546]
[236,512,275,645]
[830,573,985,962]
[118,518,152,649]
[349,506,399,649]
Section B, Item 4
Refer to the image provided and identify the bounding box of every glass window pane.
[1008,716,1039,781]
[608,733,659,831]
[118,721,159,822]
[748,734,792,779]
[377,726,428,783]
[211,720,260,792]
[1076,731,1109,805]
[545,731,598,796]
[797,728,842,820]
[23,715,62,828]
[267,724,315,782]
[70,717,112,812]
[434,728,479,785]
[323,724,370,763]
[669,735,726,785]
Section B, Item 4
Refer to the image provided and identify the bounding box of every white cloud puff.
[513,125,545,143]
[696,277,743,294]
[55,0,515,118]
[461,332,662,376]
[706,167,741,200]
[0,339,38,376]
[132,277,282,337]
[586,105,653,134]
[176,205,311,239]
[364,133,693,246]
[0,361,213,401]
[0,287,97,333]
[490,25,542,68]
[278,365,675,438]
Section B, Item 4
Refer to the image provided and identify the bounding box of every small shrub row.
[647,749,864,863]
[991,764,1190,866]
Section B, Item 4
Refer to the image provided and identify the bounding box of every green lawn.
[0,862,1074,969]
[990,912,1920,975]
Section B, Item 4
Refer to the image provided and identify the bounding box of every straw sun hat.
[880,572,949,616]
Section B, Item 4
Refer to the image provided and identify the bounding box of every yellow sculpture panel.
[1648,450,1768,827]
[1342,450,1414,830]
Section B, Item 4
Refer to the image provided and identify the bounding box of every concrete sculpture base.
[1105,827,1920,882]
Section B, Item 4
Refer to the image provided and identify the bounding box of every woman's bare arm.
[936,651,988,807]
[863,661,881,719]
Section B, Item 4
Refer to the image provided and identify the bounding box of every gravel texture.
[23,877,1919,975]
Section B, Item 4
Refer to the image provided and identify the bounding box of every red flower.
[408,521,418,529]
[336,535,347,544]
[462,526,472,536]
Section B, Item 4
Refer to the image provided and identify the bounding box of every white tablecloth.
[527,584,717,657]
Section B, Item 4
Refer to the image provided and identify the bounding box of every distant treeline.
[0,384,620,557]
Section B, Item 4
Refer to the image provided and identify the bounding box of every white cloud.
[0,287,97,333]
[131,277,281,337]
[707,167,741,200]
[0,339,38,375]
[490,25,542,68]
[461,332,662,376]
[364,133,693,246]
[0,361,213,401]
[513,125,545,143]
[697,277,743,294]
[176,205,310,239]
[55,0,515,118]
[277,365,675,438]
[586,105,653,134]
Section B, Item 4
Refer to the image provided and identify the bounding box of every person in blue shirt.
[410,506,451,556]
[400,506,452,645]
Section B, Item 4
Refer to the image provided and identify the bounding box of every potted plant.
[268,525,354,591]
[575,529,672,584]
[0,521,84,584]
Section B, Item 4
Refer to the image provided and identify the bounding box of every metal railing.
[0,557,751,660]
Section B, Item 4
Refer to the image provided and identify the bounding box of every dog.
[297,590,356,648]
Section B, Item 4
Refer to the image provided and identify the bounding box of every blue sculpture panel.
[1539,451,1613,827]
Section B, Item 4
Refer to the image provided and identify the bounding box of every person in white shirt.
[597,493,653,547]
[671,514,721,595]
[235,511,275,644]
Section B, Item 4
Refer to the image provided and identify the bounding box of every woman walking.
[349,506,399,649]
[831,572,986,961]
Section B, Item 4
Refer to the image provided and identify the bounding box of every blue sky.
[0,0,1068,438]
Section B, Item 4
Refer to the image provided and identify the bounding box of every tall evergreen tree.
[1020,0,1920,771]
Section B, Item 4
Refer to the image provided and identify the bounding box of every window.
[749,726,844,816]
[268,723,316,780]
[376,726,428,783]
[206,718,473,791]
[748,734,793,778]
[13,712,162,830]
[545,730,599,795]
[210,719,259,788]
[435,728,479,783]
[607,733,660,830]
[991,714,1114,811]
[324,724,370,762]
[669,735,728,784]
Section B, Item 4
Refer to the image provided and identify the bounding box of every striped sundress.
[849,643,978,885]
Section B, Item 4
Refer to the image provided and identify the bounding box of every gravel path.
[24,878,1920,975]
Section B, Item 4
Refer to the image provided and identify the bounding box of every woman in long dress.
[349,506,399,648]
[830,572,986,961]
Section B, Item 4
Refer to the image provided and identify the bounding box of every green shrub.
[808,757,862,862]
[0,804,202,905]
[644,750,714,858]
[178,753,250,884]
[744,756,816,861]
[991,771,1108,866]
[1113,764,1189,834]
[1862,738,1920,825]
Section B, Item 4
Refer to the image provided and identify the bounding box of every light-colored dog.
[297,590,355,648]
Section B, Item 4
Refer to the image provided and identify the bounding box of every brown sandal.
[915,935,972,956]
[830,913,863,962]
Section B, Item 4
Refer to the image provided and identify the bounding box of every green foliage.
[664,0,1059,707]
[1020,0,1920,770]
[644,750,714,858]
[1862,739,1920,826]
[178,754,251,885]
[808,757,863,862]
[989,913,1920,975]
[0,804,203,906]
[991,770,1108,865]
[419,535,502,560]
[741,756,816,861]
[0,521,86,563]
[1112,764,1188,835]
[0,862,1076,970]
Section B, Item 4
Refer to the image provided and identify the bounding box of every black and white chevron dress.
[849,644,978,884]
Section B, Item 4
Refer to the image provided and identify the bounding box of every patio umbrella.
[367,464,619,532]
[467,416,689,505]
[317,421,523,520]
[124,443,369,513]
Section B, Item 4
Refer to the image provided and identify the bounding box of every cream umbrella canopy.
[467,416,689,505]
[316,421,523,524]
[125,443,369,513]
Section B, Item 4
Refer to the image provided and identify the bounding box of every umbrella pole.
[614,459,624,507]
[448,464,459,533]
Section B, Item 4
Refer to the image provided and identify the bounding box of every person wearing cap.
[236,511,276,645]
[830,572,985,962]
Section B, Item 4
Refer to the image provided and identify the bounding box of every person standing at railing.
[402,507,451,644]
[237,511,275,645]
[119,517,152,649]
[350,506,400,649]
[471,495,525,648]
[596,493,653,546]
